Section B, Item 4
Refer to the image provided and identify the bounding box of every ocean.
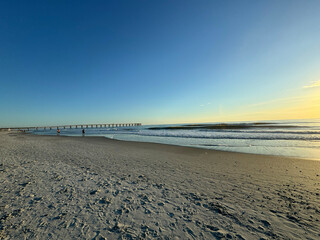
[32,119,320,160]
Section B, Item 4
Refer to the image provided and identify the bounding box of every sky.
[1,0,320,127]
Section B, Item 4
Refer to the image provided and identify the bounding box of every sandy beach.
[0,131,319,239]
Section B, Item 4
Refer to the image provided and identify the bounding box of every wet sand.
[0,131,319,239]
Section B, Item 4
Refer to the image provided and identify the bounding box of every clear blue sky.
[1,0,320,127]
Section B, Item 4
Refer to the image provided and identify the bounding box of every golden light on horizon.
[190,88,320,124]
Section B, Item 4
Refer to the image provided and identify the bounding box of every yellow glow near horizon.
[228,94,319,122]
[154,88,320,125]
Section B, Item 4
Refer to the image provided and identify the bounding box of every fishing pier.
[8,123,142,131]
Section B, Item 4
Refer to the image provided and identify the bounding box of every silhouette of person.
[82,128,85,136]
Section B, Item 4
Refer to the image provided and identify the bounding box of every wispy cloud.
[303,80,320,89]
[200,102,211,107]
[245,96,306,108]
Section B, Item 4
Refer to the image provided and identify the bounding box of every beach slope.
[0,132,319,239]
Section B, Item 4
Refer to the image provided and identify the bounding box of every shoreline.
[1,131,319,239]
[28,131,320,162]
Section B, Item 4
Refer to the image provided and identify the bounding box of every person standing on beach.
[57,129,60,135]
[82,128,85,136]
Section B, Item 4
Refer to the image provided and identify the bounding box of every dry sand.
[0,131,319,239]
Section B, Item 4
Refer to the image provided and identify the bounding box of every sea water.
[32,119,320,160]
